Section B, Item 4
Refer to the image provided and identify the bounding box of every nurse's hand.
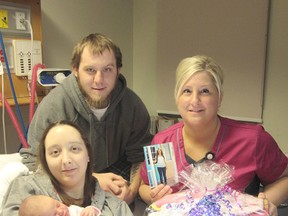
[149,184,173,204]
[258,192,278,216]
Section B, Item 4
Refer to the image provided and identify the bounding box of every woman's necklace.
[177,118,226,167]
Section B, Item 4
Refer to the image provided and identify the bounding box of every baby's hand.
[80,206,101,216]
[56,204,70,216]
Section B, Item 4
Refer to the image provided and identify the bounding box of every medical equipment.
[37,68,71,87]
[12,39,42,76]
[29,66,71,123]
[0,34,70,150]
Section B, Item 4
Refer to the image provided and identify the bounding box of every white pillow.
[0,153,22,170]
[0,154,29,214]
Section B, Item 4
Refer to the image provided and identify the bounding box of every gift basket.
[145,161,268,216]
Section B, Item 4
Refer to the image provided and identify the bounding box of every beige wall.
[1,0,287,154]
[132,1,158,114]
[262,0,288,153]
[133,0,288,153]
[0,0,134,153]
[40,0,134,87]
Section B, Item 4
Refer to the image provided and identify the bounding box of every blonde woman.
[139,55,288,216]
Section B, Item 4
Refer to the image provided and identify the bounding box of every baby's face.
[41,196,69,216]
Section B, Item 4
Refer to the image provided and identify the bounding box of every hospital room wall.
[132,0,288,154]
[0,0,134,154]
[262,0,288,154]
[1,0,287,154]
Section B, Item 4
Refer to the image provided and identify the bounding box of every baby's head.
[19,195,69,216]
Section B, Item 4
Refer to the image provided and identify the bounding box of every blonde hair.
[174,55,224,102]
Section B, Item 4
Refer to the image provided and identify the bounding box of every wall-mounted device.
[0,39,14,69]
[37,68,71,87]
[12,39,42,76]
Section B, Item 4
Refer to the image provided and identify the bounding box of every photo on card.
[143,142,178,188]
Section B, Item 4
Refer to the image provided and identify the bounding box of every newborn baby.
[19,195,101,216]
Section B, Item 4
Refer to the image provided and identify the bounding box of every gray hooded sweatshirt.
[21,74,152,177]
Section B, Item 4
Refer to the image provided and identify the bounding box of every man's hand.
[93,172,136,204]
[111,180,133,203]
[93,172,127,196]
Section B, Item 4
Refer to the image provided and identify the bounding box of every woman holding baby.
[2,120,132,216]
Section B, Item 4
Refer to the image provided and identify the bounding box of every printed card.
[143,142,178,188]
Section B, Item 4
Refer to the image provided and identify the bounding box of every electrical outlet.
[0,3,31,35]
[15,11,25,30]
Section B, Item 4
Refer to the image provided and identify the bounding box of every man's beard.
[77,79,111,109]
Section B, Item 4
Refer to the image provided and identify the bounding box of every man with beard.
[20,33,153,205]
